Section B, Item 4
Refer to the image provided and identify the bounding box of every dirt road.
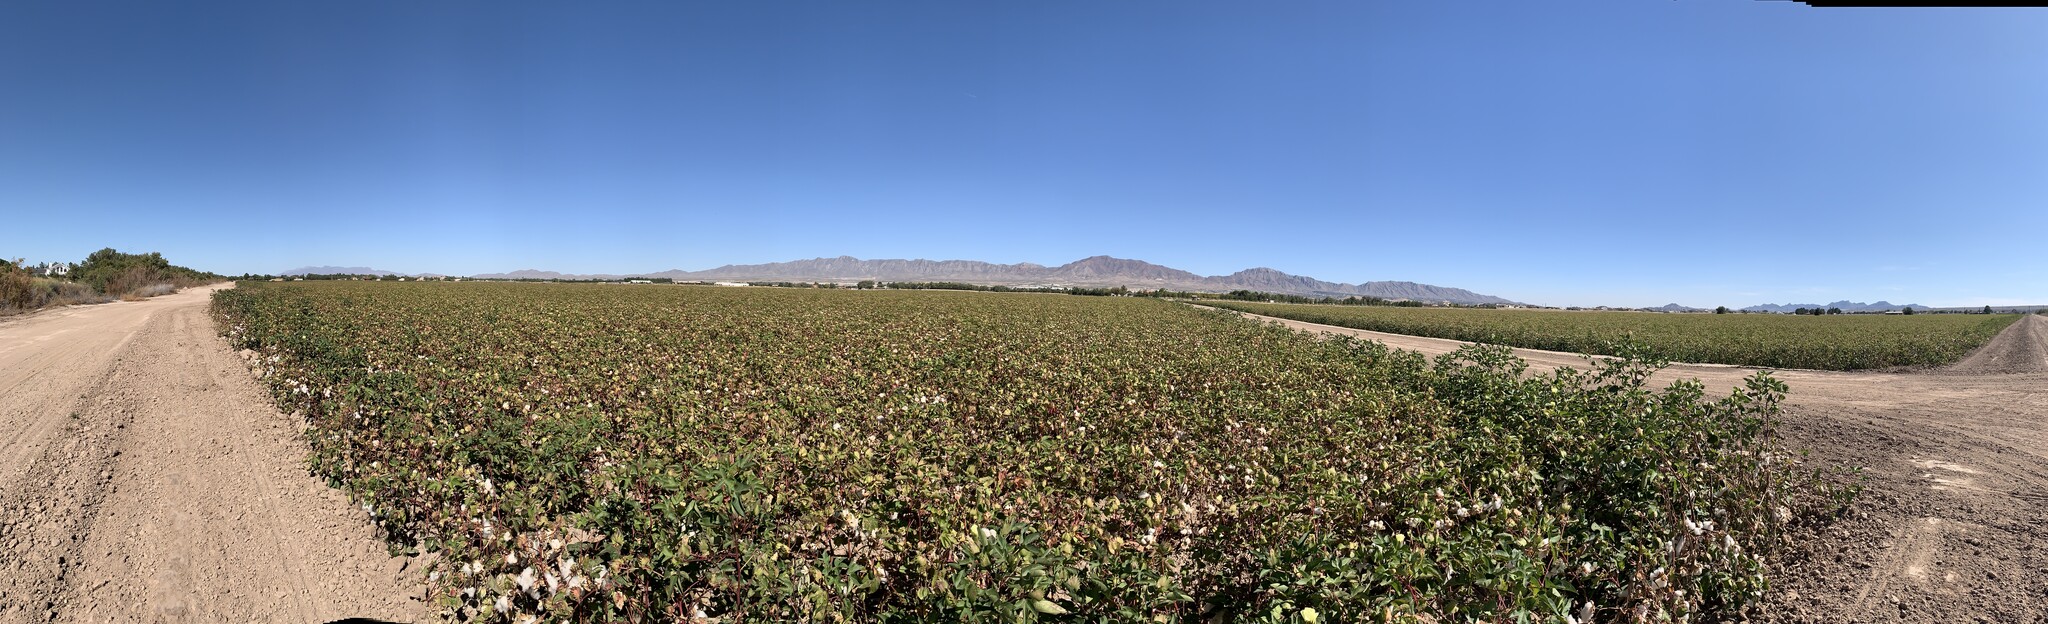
[1218,307,2048,622]
[0,285,424,623]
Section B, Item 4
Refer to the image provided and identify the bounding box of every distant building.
[38,262,69,277]
[714,281,749,287]
[627,279,652,284]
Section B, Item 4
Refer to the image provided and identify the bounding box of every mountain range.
[1739,301,1927,313]
[465,255,1521,305]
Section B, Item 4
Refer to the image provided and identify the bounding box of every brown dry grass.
[0,268,112,316]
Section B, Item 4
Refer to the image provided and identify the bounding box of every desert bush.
[0,261,35,310]
[0,261,116,314]
[125,282,178,299]
[215,283,1851,623]
[42,279,112,306]
[104,264,165,297]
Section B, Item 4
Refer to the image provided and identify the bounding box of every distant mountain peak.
[1741,300,1926,313]
[1648,303,1704,312]
[472,255,1520,305]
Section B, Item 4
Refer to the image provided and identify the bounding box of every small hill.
[1649,303,1705,313]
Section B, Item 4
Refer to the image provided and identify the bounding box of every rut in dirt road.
[0,286,425,623]
[1944,314,2048,376]
[1217,306,2048,623]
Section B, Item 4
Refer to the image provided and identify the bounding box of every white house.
[39,262,69,277]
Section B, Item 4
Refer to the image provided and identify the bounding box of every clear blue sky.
[3,2,2043,308]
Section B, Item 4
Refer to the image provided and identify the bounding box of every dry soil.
[0,284,425,623]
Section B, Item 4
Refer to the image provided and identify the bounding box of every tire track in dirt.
[0,286,427,623]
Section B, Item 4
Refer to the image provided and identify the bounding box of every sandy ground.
[0,284,424,623]
[1212,306,2048,622]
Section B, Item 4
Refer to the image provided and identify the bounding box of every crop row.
[212,282,1846,622]
[1205,302,2019,371]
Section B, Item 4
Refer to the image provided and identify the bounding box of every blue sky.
[3,2,2043,308]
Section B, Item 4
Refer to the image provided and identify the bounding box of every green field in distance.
[1206,301,2020,371]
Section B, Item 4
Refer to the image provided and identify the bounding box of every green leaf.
[1029,598,1069,615]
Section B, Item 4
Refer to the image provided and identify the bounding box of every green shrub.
[0,261,34,310]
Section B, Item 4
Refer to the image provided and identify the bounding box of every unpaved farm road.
[0,284,423,623]
[1219,306,2048,623]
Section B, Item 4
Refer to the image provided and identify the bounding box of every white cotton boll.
[494,594,512,614]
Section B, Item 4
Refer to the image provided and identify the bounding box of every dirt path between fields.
[1211,306,2048,623]
[0,284,424,623]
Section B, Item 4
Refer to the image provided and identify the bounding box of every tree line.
[1,248,222,314]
